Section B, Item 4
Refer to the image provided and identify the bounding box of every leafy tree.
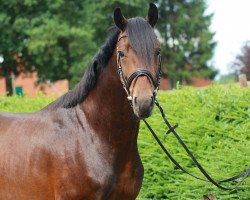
[0,0,216,93]
[0,1,32,94]
[0,0,148,93]
[82,0,150,46]
[26,1,99,88]
[0,0,96,92]
[231,41,250,80]
[157,0,217,88]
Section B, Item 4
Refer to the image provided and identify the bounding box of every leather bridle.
[116,36,162,102]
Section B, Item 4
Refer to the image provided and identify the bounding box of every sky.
[206,0,250,76]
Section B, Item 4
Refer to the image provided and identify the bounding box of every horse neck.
[81,54,140,149]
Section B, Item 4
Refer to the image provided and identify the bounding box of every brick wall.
[0,72,68,96]
[159,77,212,89]
[0,72,212,96]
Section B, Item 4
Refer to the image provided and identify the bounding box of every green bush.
[0,84,249,199]
[0,95,54,112]
[138,84,250,199]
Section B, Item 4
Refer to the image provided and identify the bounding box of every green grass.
[0,94,54,112]
[0,84,249,199]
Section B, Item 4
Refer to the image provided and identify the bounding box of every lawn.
[0,84,249,199]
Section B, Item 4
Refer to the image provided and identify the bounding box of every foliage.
[231,41,250,80]
[0,0,217,93]
[0,94,53,112]
[0,0,97,90]
[0,85,249,199]
[82,0,150,45]
[218,73,236,84]
[0,0,148,91]
[138,85,250,199]
[157,0,217,88]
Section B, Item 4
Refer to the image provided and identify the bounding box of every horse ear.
[114,7,127,31]
[147,3,158,28]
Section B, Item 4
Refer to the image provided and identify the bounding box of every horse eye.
[156,48,161,56]
[118,51,125,58]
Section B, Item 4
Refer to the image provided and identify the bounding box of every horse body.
[0,54,143,200]
[0,4,159,199]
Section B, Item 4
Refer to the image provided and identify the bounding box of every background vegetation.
[0,0,216,93]
[231,41,250,81]
[0,85,249,199]
[138,85,250,199]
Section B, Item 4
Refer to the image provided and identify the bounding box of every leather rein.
[115,38,250,190]
[143,102,250,190]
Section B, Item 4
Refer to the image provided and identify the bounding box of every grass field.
[0,84,249,199]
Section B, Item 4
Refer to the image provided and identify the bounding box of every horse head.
[114,3,161,119]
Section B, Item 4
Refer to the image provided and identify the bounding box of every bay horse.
[0,3,160,199]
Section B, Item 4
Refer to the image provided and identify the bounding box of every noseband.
[116,47,162,101]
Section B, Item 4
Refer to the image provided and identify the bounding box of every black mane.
[45,17,157,109]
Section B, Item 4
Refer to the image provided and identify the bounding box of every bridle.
[116,35,162,102]
[115,35,249,190]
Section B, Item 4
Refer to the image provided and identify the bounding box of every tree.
[0,0,217,93]
[0,0,98,92]
[0,1,32,95]
[157,0,217,88]
[82,0,150,46]
[231,41,250,80]
[0,0,148,93]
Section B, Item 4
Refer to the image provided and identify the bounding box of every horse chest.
[54,158,143,200]
[81,158,143,200]
[108,159,144,200]
[83,153,143,200]
[53,137,143,200]
[50,108,143,199]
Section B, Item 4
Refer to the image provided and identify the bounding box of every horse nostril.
[150,96,154,106]
[134,97,137,104]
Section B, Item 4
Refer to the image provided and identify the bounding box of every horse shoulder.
[44,108,116,199]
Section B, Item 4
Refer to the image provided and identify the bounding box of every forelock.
[126,17,158,67]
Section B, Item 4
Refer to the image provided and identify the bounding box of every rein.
[143,100,250,190]
[115,47,249,190]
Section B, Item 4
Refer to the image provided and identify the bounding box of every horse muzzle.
[132,94,154,119]
[126,69,156,119]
